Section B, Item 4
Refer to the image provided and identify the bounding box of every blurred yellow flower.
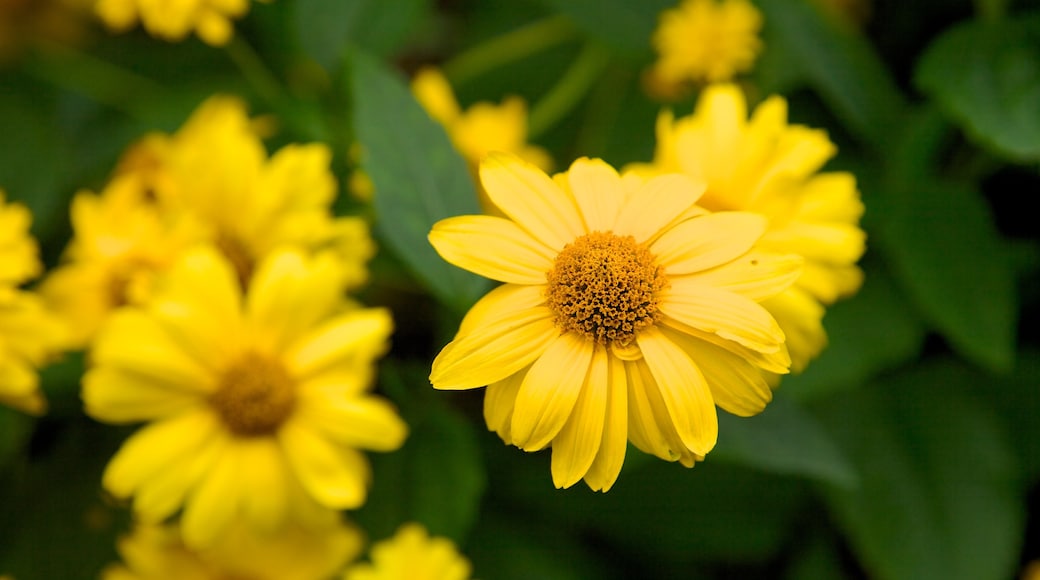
[40,176,203,348]
[119,96,374,289]
[646,0,762,97]
[84,247,407,547]
[412,67,552,213]
[344,523,471,580]
[429,153,800,490]
[93,0,266,46]
[103,518,362,580]
[0,190,67,414]
[632,84,866,371]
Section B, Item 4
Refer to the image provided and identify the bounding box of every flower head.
[429,153,801,490]
[646,0,762,97]
[0,190,67,414]
[84,247,407,547]
[632,84,866,371]
[93,0,265,45]
[103,518,362,580]
[344,523,471,580]
[412,67,552,213]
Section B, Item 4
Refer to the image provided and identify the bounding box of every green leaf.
[349,50,490,313]
[294,0,430,70]
[877,180,1016,372]
[965,350,1040,482]
[0,408,32,469]
[354,363,486,543]
[915,14,1040,161]
[783,264,926,400]
[817,361,1024,580]
[757,0,907,149]
[467,513,613,580]
[538,0,674,58]
[713,393,857,487]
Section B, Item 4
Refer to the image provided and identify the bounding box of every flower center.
[211,351,296,436]
[545,232,667,347]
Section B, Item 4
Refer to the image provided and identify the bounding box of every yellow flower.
[84,247,407,547]
[412,67,553,213]
[646,0,762,96]
[0,191,67,414]
[103,518,362,580]
[119,96,374,288]
[633,84,866,371]
[344,523,471,580]
[429,153,801,491]
[93,0,265,45]
[40,176,203,348]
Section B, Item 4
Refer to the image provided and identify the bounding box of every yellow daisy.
[632,84,866,371]
[93,0,265,46]
[646,0,762,97]
[84,247,407,547]
[103,518,362,580]
[412,67,553,213]
[118,96,374,288]
[429,153,801,491]
[344,523,471,580]
[0,190,67,414]
[40,175,203,348]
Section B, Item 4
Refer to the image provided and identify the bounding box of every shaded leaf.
[877,180,1015,372]
[467,513,615,580]
[350,50,489,313]
[713,393,857,487]
[538,0,673,58]
[294,0,430,71]
[818,361,1024,580]
[758,0,907,149]
[915,14,1040,161]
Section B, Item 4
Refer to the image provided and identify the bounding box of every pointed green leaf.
[350,51,490,312]
[915,14,1040,161]
[294,0,430,70]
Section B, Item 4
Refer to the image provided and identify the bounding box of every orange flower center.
[211,351,296,436]
[545,232,667,347]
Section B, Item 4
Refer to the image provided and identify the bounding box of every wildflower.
[344,523,471,580]
[84,247,407,547]
[646,0,762,97]
[40,176,202,348]
[632,84,866,371]
[429,153,801,490]
[103,518,362,580]
[0,190,67,414]
[93,0,266,45]
[412,67,552,213]
[118,96,374,289]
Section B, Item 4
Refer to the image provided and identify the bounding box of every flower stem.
[225,36,284,105]
[528,42,612,139]
[442,15,577,85]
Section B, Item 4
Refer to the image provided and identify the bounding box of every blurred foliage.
[1,0,1039,578]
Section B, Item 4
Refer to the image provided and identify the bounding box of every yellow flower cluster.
[0,190,66,414]
[646,0,763,97]
[94,0,267,45]
[344,523,472,580]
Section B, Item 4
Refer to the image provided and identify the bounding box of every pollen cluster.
[211,351,296,436]
[545,232,667,347]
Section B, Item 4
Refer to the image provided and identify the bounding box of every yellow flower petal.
[430,304,556,391]
[478,153,585,251]
[662,326,772,416]
[550,345,608,489]
[510,333,594,452]
[567,158,625,232]
[181,440,243,548]
[285,308,393,378]
[238,438,291,532]
[133,432,224,524]
[83,368,205,424]
[279,421,368,509]
[625,360,676,460]
[412,67,462,126]
[637,327,717,456]
[659,280,785,353]
[103,409,220,499]
[664,318,791,375]
[456,284,547,336]
[613,173,705,243]
[296,393,408,452]
[688,251,803,301]
[762,287,827,373]
[428,215,556,284]
[650,211,766,275]
[579,349,628,492]
[484,368,527,445]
